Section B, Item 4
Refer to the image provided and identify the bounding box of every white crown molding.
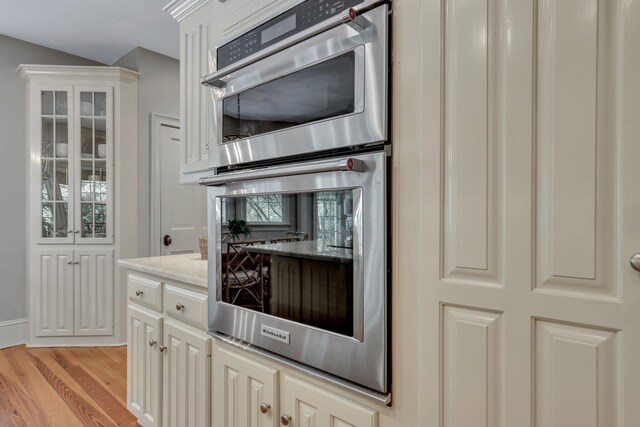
[164,0,210,22]
[0,318,27,349]
[17,65,141,83]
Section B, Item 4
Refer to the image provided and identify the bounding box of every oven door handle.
[201,4,379,89]
[199,158,365,186]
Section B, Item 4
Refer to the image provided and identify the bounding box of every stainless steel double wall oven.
[202,0,390,395]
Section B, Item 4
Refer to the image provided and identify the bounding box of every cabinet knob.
[67,229,73,233]
[176,303,184,311]
[149,340,156,347]
[135,290,143,296]
[259,403,271,414]
[74,230,79,234]
[73,261,79,265]
[66,260,72,265]
[280,414,292,425]
[159,345,167,352]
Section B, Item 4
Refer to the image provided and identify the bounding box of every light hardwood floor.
[0,345,138,427]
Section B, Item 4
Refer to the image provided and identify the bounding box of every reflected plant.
[228,219,252,241]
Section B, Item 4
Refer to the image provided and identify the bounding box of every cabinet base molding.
[0,318,27,349]
[26,338,126,348]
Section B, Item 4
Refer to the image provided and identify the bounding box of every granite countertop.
[118,253,208,288]
[245,240,353,263]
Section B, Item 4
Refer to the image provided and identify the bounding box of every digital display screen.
[261,14,296,45]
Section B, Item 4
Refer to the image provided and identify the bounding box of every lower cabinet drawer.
[128,273,162,312]
[164,284,208,329]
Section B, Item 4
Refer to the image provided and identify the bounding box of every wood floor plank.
[2,346,84,427]
[50,349,138,426]
[0,372,51,427]
[67,347,127,400]
[26,349,118,427]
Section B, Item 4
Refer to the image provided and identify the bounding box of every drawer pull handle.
[135,290,143,296]
[260,403,271,414]
[149,340,156,347]
[159,345,167,352]
[280,414,292,425]
[176,303,185,311]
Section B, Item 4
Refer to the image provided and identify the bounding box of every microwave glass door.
[222,52,356,142]
[216,188,361,338]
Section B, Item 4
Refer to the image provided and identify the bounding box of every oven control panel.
[217,0,364,69]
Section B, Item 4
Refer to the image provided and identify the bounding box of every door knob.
[280,414,292,425]
[630,254,640,272]
[149,340,157,347]
[159,345,167,352]
[163,235,172,246]
[259,403,271,414]
[135,290,143,296]
[176,303,184,311]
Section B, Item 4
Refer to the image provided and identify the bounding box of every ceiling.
[0,0,179,65]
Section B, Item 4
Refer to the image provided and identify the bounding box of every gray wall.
[0,34,102,323]
[114,47,179,257]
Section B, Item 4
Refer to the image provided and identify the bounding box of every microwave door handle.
[199,158,365,186]
[201,5,376,88]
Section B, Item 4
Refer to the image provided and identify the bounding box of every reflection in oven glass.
[222,52,356,142]
[218,190,356,337]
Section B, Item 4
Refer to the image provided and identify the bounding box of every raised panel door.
[74,249,113,335]
[418,0,640,425]
[32,248,74,336]
[212,345,278,427]
[180,10,212,176]
[280,374,377,427]
[162,320,211,427]
[128,305,163,427]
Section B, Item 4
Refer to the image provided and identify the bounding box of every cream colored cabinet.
[128,305,164,427]
[32,248,113,337]
[177,3,213,180]
[32,249,74,336]
[125,270,211,427]
[21,65,139,346]
[280,374,378,427]
[212,344,378,427]
[213,346,279,427]
[162,320,211,427]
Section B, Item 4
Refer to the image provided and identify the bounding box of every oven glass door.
[222,51,358,142]
[207,152,387,392]
[216,187,362,338]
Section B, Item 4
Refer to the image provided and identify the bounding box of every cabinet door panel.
[281,374,378,427]
[73,86,114,244]
[128,305,163,427]
[163,320,211,427]
[34,85,75,245]
[33,249,74,336]
[74,249,113,335]
[180,12,212,175]
[213,345,278,427]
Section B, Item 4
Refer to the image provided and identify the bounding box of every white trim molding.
[17,65,141,83]
[0,318,28,349]
[150,113,181,256]
[164,0,210,21]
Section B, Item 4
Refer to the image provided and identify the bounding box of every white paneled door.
[423,0,640,425]
[159,123,207,255]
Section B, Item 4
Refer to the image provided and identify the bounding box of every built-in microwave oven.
[201,0,390,398]
[203,0,388,169]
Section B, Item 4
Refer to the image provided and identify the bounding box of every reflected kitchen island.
[246,240,354,337]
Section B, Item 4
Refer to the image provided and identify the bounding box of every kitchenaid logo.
[261,325,290,344]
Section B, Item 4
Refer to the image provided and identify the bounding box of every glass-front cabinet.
[38,86,112,244]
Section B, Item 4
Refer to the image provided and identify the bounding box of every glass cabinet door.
[40,89,73,242]
[74,87,113,244]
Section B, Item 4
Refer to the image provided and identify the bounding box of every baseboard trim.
[0,318,28,349]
